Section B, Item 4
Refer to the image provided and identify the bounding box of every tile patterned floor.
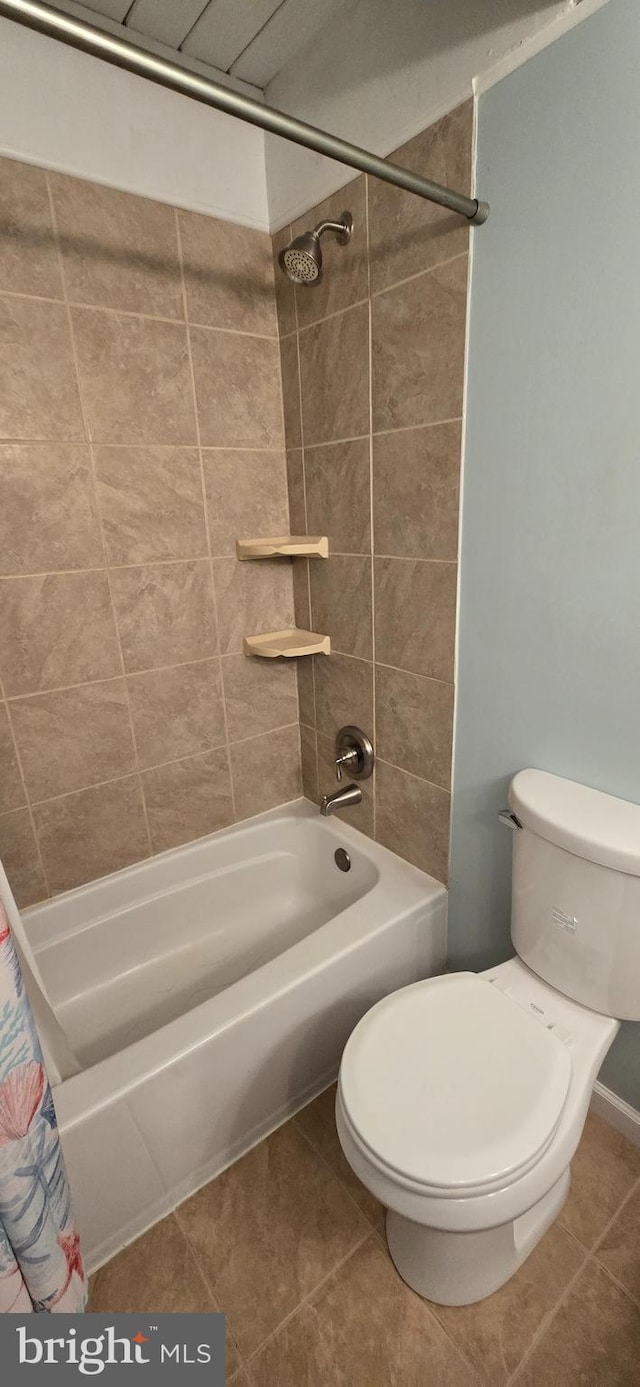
[88,1094,640,1385]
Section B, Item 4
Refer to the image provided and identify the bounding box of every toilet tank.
[508,770,640,1020]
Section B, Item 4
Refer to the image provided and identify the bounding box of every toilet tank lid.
[509,770,640,876]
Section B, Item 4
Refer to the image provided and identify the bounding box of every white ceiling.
[55,0,348,91]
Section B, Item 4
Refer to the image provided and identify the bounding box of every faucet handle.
[334,747,359,782]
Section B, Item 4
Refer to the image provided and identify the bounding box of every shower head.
[279,211,353,286]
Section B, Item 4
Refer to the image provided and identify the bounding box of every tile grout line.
[292,1111,382,1237]
[174,207,237,823]
[0,650,454,703]
[271,242,302,797]
[45,170,155,866]
[291,248,319,799]
[507,1177,640,1387]
[0,439,288,453]
[505,1245,590,1386]
[0,414,462,453]
[169,1214,250,1379]
[20,723,302,813]
[365,172,377,843]
[1,683,52,900]
[280,246,469,340]
[247,1231,373,1366]
[0,550,457,582]
[0,284,280,341]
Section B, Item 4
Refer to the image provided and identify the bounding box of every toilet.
[336,769,640,1305]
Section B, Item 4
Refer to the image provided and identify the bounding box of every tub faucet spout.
[320,783,362,816]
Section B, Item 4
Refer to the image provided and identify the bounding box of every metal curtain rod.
[0,0,490,225]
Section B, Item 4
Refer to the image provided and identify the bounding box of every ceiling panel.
[231,0,346,87]
[78,0,131,19]
[48,0,350,92]
[125,0,209,49]
[180,0,282,72]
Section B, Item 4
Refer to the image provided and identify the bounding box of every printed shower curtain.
[0,897,86,1312]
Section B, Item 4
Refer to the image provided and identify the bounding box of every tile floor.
[88,1090,640,1385]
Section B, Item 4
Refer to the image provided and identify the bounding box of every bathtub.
[24,799,447,1271]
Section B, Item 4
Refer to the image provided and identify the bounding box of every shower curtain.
[0,896,86,1312]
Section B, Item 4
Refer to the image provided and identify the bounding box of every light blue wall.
[449,0,640,1107]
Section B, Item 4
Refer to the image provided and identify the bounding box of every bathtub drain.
[334,848,351,872]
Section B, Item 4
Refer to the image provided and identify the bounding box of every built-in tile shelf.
[243,629,331,659]
[236,535,329,560]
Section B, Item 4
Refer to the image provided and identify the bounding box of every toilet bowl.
[336,770,640,1305]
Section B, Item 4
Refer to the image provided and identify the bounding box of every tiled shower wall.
[0,157,302,906]
[273,101,472,882]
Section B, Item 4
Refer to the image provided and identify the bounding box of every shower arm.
[0,0,489,226]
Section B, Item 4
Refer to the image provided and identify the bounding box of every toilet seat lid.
[339,974,572,1193]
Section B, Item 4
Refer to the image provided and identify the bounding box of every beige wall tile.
[34,776,149,894]
[314,652,373,739]
[299,304,369,445]
[296,657,315,727]
[203,448,288,557]
[213,558,294,656]
[222,653,298,742]
[142,748,234,854]
[376,665,454,788]
[271,225,296,337]
[95,445,207,564]
[0,157,62,298]
[0,702,25,813]
[372,422,461,560]
[0,295,84,440]
[0,571,121,696]
[111,560,217,673]
[371,256,467,431]
[128,659,226,769]
[374,558,457,682]
[293,177,367,330]
[309,554,372,659]
[369,102,472,294]
[51,174,183,318]
[252,1237,475,1387]
[10,679,135,802]
[317,731,374,836]
[177,1121,367,1358]
[190,328,283,448]
[305,438,371,554]
[292,560,311,630]
[286,449,305,532]
[179,210,277,335]
[375,759,450,881]
[0,444,103,576]
[72,308,196,444]
[300,723,318,801]
[279,333,302,449]
[230,724,301,820]
[0,807,46,906]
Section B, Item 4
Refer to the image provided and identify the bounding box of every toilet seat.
[338,973,572,1199]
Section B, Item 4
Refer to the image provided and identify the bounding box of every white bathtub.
[24,799,446,1271]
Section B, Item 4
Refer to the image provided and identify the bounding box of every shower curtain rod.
[0,0,490,225]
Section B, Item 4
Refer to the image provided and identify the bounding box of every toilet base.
[386,1168,571,1306]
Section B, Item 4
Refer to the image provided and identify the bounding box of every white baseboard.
[591,1081,640,1148]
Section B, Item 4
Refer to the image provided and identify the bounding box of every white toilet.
[336,769,640,1305]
